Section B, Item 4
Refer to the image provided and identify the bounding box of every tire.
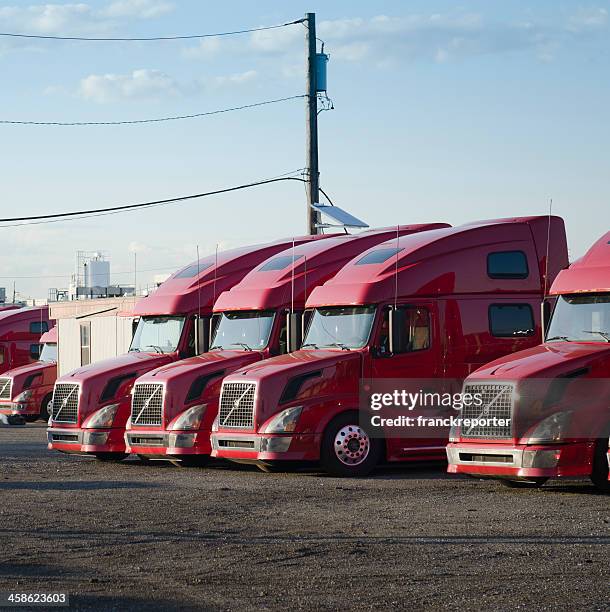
[94,453,128,462]
[320,412,382,477]
[500,478,548,489]
[39,394,53,422]
[175,455,210,468]
[590,438,610,493]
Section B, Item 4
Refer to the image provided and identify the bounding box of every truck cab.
[46,236,325,460]
[0,306,51,375]
[447,231,610,491]
[124,225,448,465]
[211,216,568,476]
[0,325,58,422]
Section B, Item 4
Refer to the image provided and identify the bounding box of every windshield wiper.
[301,342,319,349]
[145,345,165,354]
[546,336,571,342]
[326,342,351,351]
[582,330,610,343]
[210,345,224,350]
[129,348,141,352]
[229,342,253,351]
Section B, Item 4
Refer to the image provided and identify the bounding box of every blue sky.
[0,0,609,298]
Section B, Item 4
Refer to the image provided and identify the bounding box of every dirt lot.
[0,423,608,611]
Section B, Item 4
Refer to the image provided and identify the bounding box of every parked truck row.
[3,214,606,491]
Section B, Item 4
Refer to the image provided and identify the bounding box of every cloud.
[567,7,608,31]
[212,69,257,88]
[101,0,174,19]
[78,69,180,103]
[179,9,610,69]
[0,1,174,38]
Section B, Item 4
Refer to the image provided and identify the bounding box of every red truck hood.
[472,342,610,380]
[224,350,362,427]
[0,361,56,396]
[59,352,174,385]
[137,350,266,422]
[141,350,263,384]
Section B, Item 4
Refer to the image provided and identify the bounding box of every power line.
[0,173,335,227]
[0,95,306,126]
[0,19,304,42]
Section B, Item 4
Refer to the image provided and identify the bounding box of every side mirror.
[389,307,409,354]
[30,344,42,360]
[287,312,304,352]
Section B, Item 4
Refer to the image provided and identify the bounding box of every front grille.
[51,383,80,423]
[51,433,79,443]
[460,382,514,439]
[0,378,12,400]
[131,383,164,426]
[219,382,256,429]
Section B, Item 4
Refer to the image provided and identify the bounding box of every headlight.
[14,390,33,402]
[448,422,460,443]
[524,411,572,444]
[82,403,120,429]
[168,404,207,431]
[261,406,303,434]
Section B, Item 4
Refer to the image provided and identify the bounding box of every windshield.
[547,294,610,343]
[130,316,185,354]
[39,343,57,363]
[302,306,376,349]
[211,311,275,351]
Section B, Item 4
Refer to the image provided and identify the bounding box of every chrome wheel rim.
[334,424,370,466]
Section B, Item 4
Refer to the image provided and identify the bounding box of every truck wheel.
[320,412,381,477]
[590,438,610,493]
[39,394,53,422]
[500,478,547,489]
[94,453,128,462]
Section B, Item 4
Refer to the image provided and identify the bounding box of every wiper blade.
[129,348,141,352]
[145,345,165,354]
[210,345,224,350]
[582,330,610,342]
[229,342,253,351]
[326,342,351,351]
[546,336,571,342]
[301,343,319,349]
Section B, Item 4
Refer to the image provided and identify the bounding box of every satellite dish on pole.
[311,203,369,230]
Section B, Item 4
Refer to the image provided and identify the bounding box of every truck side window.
[487,251,529,279]
[489,304,535,337]
[378,307,430,354]
[30,344,41,360]
[30,321,49,334]
[278,317,288,355]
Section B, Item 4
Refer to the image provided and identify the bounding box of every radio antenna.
[196,245,201,354]
[213,243,219,306]
[541,199,553,338]
[394,225,399,310]
[291,238,296,315]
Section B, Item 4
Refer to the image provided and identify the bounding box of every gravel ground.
[0,423,609,611]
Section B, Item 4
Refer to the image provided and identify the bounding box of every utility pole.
[305,12,321,235]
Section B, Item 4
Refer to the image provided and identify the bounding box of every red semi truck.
[47,237,327,460]
[0,326,58,422]
[0,306,51,375]
[447,231,610,492]
[124,225,448,465]
[211,217,569,476]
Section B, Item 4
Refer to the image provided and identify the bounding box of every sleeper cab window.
[487,251,529,279]
[489,304,535,337]
[30,321,49,334]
